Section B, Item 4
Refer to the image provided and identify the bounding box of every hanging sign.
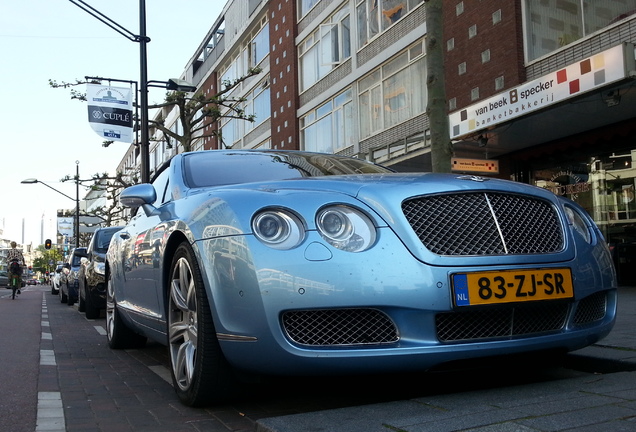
[57,217,74,238]
[86,84,133,143]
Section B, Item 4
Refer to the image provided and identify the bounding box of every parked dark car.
[106,149,617,407]
[0,271,8,287]
[77,226,123,318]
[59,248,87,305]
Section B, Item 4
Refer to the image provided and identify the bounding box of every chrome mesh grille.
[402,192,564,255]
[573,291,607,325]
[282,308,398,346]
[436,302,569,342]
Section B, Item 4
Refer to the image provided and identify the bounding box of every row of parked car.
[51,226,122,319]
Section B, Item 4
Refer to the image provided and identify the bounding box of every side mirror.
[120,184,161,217]
[120,184,157,208]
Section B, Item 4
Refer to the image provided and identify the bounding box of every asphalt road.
[1,284,635,431]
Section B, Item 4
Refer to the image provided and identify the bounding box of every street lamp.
[148,79,197,92]
[69,2,198,183]
[22,161,81,248]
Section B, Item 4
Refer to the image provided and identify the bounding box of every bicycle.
[9,273,21,300]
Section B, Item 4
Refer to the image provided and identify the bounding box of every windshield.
[183,151,391,188]
[71,250,85,267]
[95,227,122,251]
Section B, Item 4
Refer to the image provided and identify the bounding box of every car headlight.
[564,205,592,243]
[252,210,305,250]
[316,205,376,252]
[94,262,106,275]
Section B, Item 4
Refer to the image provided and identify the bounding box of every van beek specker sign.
[449,43,634,139]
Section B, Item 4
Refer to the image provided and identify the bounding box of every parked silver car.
[51,264,63,295]
[59,248,86,305]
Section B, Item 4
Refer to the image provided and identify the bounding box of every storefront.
[502,121,636,284]
[450,44,636,283]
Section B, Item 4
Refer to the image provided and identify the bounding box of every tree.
[59,169,138,230]
[426,0,452,173]
[33,245,64,274]
[147,69,262,151]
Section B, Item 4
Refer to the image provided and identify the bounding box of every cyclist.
[6,241,24,299]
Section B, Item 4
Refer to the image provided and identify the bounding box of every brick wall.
[269,0,300,150]
[444,1,525,110]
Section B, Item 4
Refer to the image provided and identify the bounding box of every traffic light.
[45,239,52,249]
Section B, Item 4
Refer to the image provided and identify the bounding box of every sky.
[1,0,225,246]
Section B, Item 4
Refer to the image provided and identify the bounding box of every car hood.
[189,173,576,266]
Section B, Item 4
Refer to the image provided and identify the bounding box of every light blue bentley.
[105,150,617,406]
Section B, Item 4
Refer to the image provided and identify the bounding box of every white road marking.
[36,392,65,432]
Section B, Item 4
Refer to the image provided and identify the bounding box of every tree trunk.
[426,0,452,173]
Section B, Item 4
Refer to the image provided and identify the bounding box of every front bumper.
[197,228,617,376]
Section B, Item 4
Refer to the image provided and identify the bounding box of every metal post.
[139,0,150,183]
[75,161,80,248]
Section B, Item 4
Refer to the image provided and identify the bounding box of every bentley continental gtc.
[105,150,617,406]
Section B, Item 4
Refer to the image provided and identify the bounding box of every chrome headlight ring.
[94,262,106,275]
[564,205,592,244]
[252,209,305,250]
[316,205,377,252]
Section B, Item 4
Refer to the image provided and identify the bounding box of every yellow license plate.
[452,268,573,306]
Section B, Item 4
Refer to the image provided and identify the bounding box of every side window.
[151,168,171,206]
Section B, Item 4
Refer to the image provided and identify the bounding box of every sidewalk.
[256,287,636,432]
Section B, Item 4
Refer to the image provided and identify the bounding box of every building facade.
[115,1,636,279]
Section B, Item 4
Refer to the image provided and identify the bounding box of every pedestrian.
[7,241,25,294]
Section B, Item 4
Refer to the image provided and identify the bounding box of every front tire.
[167,242,239,406]
[60,286,68,303]
[85,287,100,319]
[106,273,146,349]
[78,283,86,312]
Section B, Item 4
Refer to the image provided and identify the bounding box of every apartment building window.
[220,116,240,148]
[245,79,271,132]
[299,7,351,91]
[219,19,269,90]
[299,0,321,18]
[358,40,426,139]
[357,0,424,46]
[524,1,636,62]
[301,89,354,154]
[220,78,271,148]
[252,22,270,67]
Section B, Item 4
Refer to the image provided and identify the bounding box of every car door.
[117,167,172,326]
